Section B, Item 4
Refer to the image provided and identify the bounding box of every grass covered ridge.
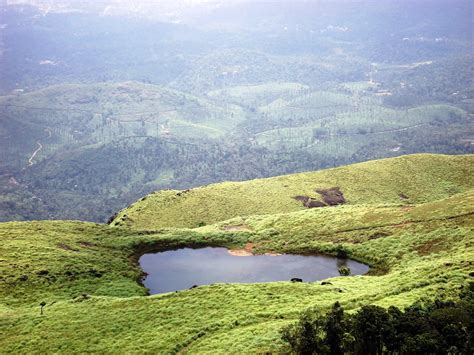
[113,154,474,229]
[1,154,473,353]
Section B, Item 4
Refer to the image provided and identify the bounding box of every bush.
[334,244,349,258]
[281,284,474,354]
[338,266,351,276]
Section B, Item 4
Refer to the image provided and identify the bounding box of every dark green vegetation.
[1,1,473,222]
[281,293,473,355]
[1,154,473,353]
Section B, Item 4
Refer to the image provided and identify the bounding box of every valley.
[1,2,473,223]
[0,2,473,353]
[1,76,472,223]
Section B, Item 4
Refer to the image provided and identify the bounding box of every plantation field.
[0,81,246,168]
[1,154,473,353]
[1,71,473,224]
[207,82,310,107]
[2,78,470,173]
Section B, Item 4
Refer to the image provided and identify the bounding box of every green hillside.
[0,81,245,163]
[1,74,473,224]
[1,3,472,352]
[1,155,473,352]
[113,154,474,229]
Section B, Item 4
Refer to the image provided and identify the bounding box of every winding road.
[27,142,43,167]
[26,128,52,167]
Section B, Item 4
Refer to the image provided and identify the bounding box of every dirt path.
[26,128,52,167]
[27,142,43,167]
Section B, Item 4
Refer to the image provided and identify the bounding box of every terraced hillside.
[0,81,245,169]
[113,154,474,229]
[0,81,251,221]
[1,155,473,353]
[2,68,473,223]
[2,56,474,224]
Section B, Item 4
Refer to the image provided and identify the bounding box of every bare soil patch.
[58,243,79,252]
[293,195,326,208]
[264,252,282,256]
[294,195,310,203]
[78,241,98,248]
[316,187,346,206]
[228,242,254,256]
[368,231,391,240]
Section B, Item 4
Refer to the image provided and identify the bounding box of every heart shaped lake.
[140,247,370,294]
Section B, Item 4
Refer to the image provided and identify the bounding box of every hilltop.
[1,154,474,353]
[113,154,474,229]
[1,154,473,353]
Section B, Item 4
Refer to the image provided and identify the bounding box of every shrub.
[334,245,349,258]
[338,266,351,276]
[280,310,328,354]
[281,286,474,355]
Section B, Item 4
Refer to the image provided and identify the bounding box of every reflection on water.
[337,258,348,268]
[139,247,369,294]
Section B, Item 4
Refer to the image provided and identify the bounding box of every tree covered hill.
[1,77,473,223]
[0,2,473,223]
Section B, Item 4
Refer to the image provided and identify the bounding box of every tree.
[384,306,404,353]
[40,301,46,315]
[281,310,328,355]
[281,286,474,354]
[324,302,346,355]
[353,305,389,355]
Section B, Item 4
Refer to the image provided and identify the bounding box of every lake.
[140,247,369,294]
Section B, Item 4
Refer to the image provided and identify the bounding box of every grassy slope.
[0,192,473,353]
[113,154,474,229]
[0,154,473,353]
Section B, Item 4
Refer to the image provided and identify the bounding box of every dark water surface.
[140,247,369,294]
